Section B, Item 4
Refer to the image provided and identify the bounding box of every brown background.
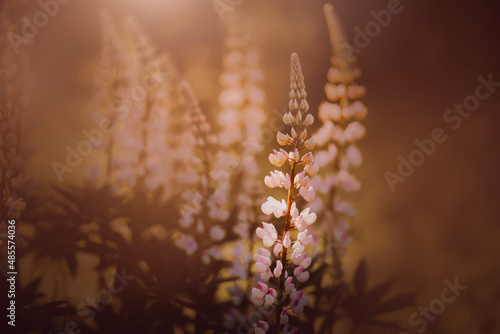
[5,0,500,332]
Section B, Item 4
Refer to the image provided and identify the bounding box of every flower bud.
[304,136,316,150]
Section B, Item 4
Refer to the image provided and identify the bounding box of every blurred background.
[1,0,500,332]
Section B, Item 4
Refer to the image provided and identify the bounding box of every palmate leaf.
[342,259,416,332]
[354,258,368,294]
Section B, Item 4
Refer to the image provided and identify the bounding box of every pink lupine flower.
[209,225,226,241]
[285,276,294,294]
[280,309,289,325]
[254,321,269,334]
[283,324,299,334]
[334,199,357,217]
[337,169,361,192]
[175,235,198,255]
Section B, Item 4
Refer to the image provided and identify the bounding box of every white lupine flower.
[273,243,282,257]
[261,269,273,282]
[283,112,295,125]
[274,260,283,277]
[256,222,278,247]
[304,135,316,150]
[337,169,361,192]
[301,152,313,165]
[283,173,292,189]
[304,162,319,176]
[297,230,313,247]
[344,121,366,142]
[294,171,309,188]
[290,202,299,218]
[283,231,291,248]
[331,124,345,144]
[293,266,310,283]
[300,256,312,269]
[318,101,342,121]
[291,244,306,265]
[346,144,363,167]
[288,148,300,162]
[315,144,338,167]
[303,113,314,126]
[261,196,287,218]
[277,131,291,145]
[264,171,283,188]
[269,149,288,167]
[299,186,316,202]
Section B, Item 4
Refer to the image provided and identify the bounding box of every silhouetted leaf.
[354,258,368,294]
[371,292,416,316]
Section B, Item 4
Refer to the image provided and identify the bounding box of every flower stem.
[274,159,296,333]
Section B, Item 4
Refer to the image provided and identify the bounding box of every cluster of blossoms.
[0,2,32,223]
[93,13,194,200]
[217,15,267,243]
[215,18,270,328]
[251,53,317,333]
[175,81,228,261]
[0,71,26,222]
[310,4,368,254]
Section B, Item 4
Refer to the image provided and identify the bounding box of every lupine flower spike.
[252,53,317,333]
[0,70,26,222]
[312,3,367,270]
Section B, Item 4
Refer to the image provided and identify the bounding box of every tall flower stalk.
[251,53,319,334]
[309,6,368,324]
